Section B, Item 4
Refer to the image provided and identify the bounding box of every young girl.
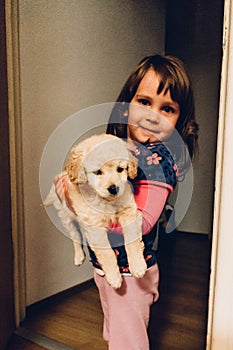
[55,54,198,350]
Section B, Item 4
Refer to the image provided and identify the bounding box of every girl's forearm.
[133,183,169,235]
[110,183,169,235]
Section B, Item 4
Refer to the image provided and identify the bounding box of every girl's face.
[127,69,180,144]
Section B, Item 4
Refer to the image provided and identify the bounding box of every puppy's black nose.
[108,185,119,195]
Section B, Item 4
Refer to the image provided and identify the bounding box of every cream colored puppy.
[44,134,147,289]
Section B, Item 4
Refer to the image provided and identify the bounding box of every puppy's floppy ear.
[127,151,138,179]
[65,146,87,184]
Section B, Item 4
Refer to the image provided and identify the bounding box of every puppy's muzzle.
[108,184,119,196]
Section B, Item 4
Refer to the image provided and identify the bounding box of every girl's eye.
[93,169,103,175]
[138,98,151,106]
[117,167,124,173]
[162,105,175,113]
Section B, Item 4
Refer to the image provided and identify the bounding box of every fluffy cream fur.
[44,134,147,289]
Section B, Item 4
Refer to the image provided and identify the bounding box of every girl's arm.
[54,173,73,207]
[133,182,169,235]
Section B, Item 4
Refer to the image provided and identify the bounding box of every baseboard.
[25,278,95,315]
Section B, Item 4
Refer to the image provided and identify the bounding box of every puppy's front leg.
[84,227,122,289]
[72,241,86,266]
[69,224,85,266]
[120,212,147,278]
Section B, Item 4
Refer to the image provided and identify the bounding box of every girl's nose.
[145,110,160,124]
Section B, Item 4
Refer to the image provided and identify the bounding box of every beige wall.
[18,0,224,306]
[19,0,166,305]
[166,0,224,234]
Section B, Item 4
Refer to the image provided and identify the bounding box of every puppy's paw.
[74,250,86,266]
[106,271,122,289]
[129,259,147,279]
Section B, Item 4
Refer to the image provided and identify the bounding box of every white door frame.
[206,0,233,348]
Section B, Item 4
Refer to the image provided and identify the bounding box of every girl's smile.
[127,69,180,144]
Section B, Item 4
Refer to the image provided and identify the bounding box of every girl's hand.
[54,172,71,206]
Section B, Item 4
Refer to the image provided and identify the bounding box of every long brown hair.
[106,55,198,162]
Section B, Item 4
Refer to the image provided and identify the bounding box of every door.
[206,0,233,348]
[0,0,15,347]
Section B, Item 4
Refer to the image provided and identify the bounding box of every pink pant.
[94,264,159,350]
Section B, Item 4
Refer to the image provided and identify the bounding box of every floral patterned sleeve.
[131,142,178,236]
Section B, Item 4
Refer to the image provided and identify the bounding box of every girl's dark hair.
[106,55,199,162]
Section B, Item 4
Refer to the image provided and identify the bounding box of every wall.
[18,0,167,305]
[165,0,224,234]
[18,0,224,306]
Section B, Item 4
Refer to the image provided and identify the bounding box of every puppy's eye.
[93,169,103,176]
[117,167,124,173]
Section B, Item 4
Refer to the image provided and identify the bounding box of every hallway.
[7,232,210,350]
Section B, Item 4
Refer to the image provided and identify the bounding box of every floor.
[7,231,211,350]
